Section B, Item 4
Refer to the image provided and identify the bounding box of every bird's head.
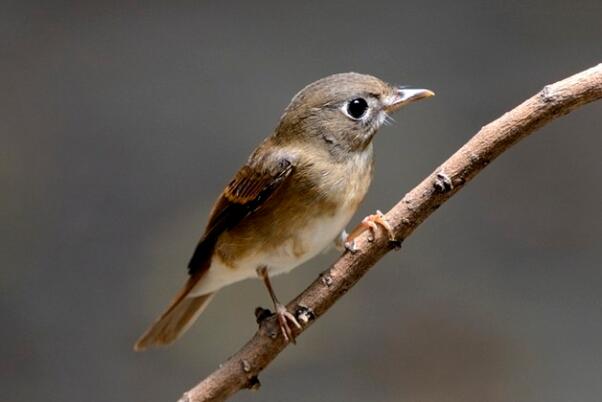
[275,72,434,155]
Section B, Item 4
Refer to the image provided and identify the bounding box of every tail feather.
[134,283,214,351]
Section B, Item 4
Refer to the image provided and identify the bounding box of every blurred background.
[2,1,601,401]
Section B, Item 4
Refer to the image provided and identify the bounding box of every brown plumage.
[134,290,213,350]
[134,73,434,349]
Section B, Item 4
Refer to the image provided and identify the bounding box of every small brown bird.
[134,73,433,350]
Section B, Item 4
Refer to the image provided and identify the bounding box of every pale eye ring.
[344,97,369,120]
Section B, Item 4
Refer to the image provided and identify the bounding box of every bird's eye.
[345,98,369,120]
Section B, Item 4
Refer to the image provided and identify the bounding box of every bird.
[134,72,434,350]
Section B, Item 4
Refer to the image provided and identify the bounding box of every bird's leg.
[344,210,395,252]
[256,266,301,343]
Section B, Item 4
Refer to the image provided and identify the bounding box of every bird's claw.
[344,210,395,253]
[275,303,301,344]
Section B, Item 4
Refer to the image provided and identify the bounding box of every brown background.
[2,1,602,401]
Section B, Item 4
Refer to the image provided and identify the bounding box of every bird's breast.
[257,147,374,274]
[214,146,373,274]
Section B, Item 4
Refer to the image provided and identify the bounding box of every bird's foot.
[344,210,395,252]
[275,302,301,344]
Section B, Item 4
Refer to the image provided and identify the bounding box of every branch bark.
[178,64,602,402]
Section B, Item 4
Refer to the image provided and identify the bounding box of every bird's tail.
[134,281,214,351]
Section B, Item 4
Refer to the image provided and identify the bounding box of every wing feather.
[187,157,293,276]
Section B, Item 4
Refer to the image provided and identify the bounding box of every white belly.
[190,206,355,296]
[262,206,355,275]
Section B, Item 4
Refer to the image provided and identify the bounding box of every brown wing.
[187,157,294,276]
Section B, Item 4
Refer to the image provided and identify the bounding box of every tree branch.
[178,64,602,402]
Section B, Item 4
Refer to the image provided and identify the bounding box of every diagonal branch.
[178,64,602,402]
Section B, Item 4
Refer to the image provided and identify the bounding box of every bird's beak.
[384,88,435,112]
